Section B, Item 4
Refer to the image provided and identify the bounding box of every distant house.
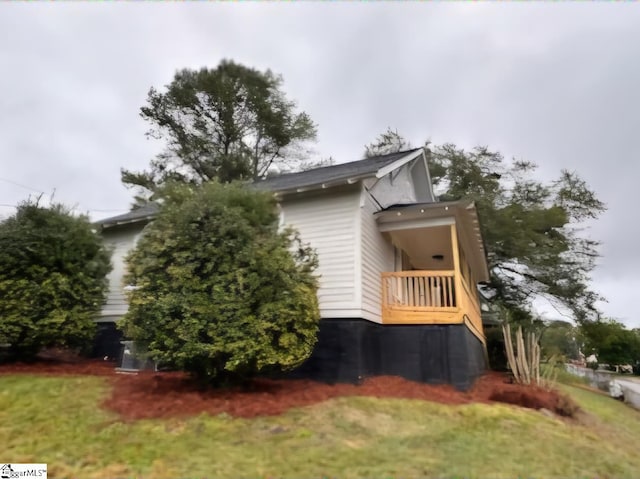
[95,148,490,389]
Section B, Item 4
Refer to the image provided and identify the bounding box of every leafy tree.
[430,144,605,323]
[540,320,582,361]
[364,127,412,158]
[120,182,320,384]
[364,130,605,324]
[122,60,317,201]
[298,156,335,172]
[0,200,111,359]
[581,319,640,366]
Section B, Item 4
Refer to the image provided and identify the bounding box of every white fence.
[565,363,640,410]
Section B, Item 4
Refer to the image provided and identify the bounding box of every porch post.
[450,224,463,314]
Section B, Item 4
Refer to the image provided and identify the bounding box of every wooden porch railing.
[381,270,485,342]
[459,275,483,339]
[381,271,457,309]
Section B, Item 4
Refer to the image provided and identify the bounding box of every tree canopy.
[122,60,317,202]
[364,130,606,324]
[364,127,412,158]
[540,320,582,361]
[119,182,320,384]
[581,319,640,366]
[431,144,605,323]
[0,200,111,359]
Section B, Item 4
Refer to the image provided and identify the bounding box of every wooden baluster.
[403,276,407,306]
[429,276,436,306]
[442,276,448,307]
[413,276,418,307]
[394,276,400,305]
[405,276,410,306]
[410,276,414,307]
[432,276,437,306]
[435,276,442,307]
[424,276,429,306]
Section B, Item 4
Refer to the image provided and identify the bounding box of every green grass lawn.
[1,373,639,479]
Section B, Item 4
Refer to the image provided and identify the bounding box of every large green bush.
[0,201,111,359]
[120,182,320,384]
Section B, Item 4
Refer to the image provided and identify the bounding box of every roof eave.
[270,149,425,196]
[99,215,155,230]
[270,174,370,196]
[374,199,474,215]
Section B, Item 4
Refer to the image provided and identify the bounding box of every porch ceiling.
[375,200,490,281]
[389,225,454,270]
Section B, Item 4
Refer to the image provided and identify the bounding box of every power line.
[0,202,129,213]
[0,177,45,194]
[0,177,132,215]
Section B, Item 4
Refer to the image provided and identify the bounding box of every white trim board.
[378,216,455,232]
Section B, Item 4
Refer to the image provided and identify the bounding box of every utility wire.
[1,202,130,215]
[1,177,130,213]
[0,177,45,194]
[0,202,129,213]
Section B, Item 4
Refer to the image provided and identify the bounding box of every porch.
[375,201,489,343]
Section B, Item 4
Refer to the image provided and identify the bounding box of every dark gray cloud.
[1,3,638,326]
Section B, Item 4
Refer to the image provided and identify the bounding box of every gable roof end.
[254,148,423,194]
[375,148,424,179]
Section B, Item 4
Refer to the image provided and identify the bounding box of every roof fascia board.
[375,148,424,179]
[378,216,455,232]
[273,174,370,196]
[101,216,155,230]
[375,199,472,215]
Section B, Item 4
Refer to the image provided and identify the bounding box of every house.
[92,202,158,360]
[95,147,490,389]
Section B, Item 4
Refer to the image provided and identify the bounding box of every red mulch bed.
[0,359,578,420]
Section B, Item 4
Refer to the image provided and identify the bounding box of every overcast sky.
[1,3,638,327]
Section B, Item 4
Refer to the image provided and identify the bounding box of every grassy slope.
[1,374,639,479]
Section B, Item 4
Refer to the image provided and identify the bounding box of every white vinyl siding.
[99,224,145,319]
[280,187,361,317]
[359,188,395,322]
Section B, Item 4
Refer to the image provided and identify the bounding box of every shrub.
[120,182,320,384]
[0,201,111,359]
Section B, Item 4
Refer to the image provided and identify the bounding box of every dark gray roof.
[96,148,422,228]
[96,202,159,229]
[254,148,422,193]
